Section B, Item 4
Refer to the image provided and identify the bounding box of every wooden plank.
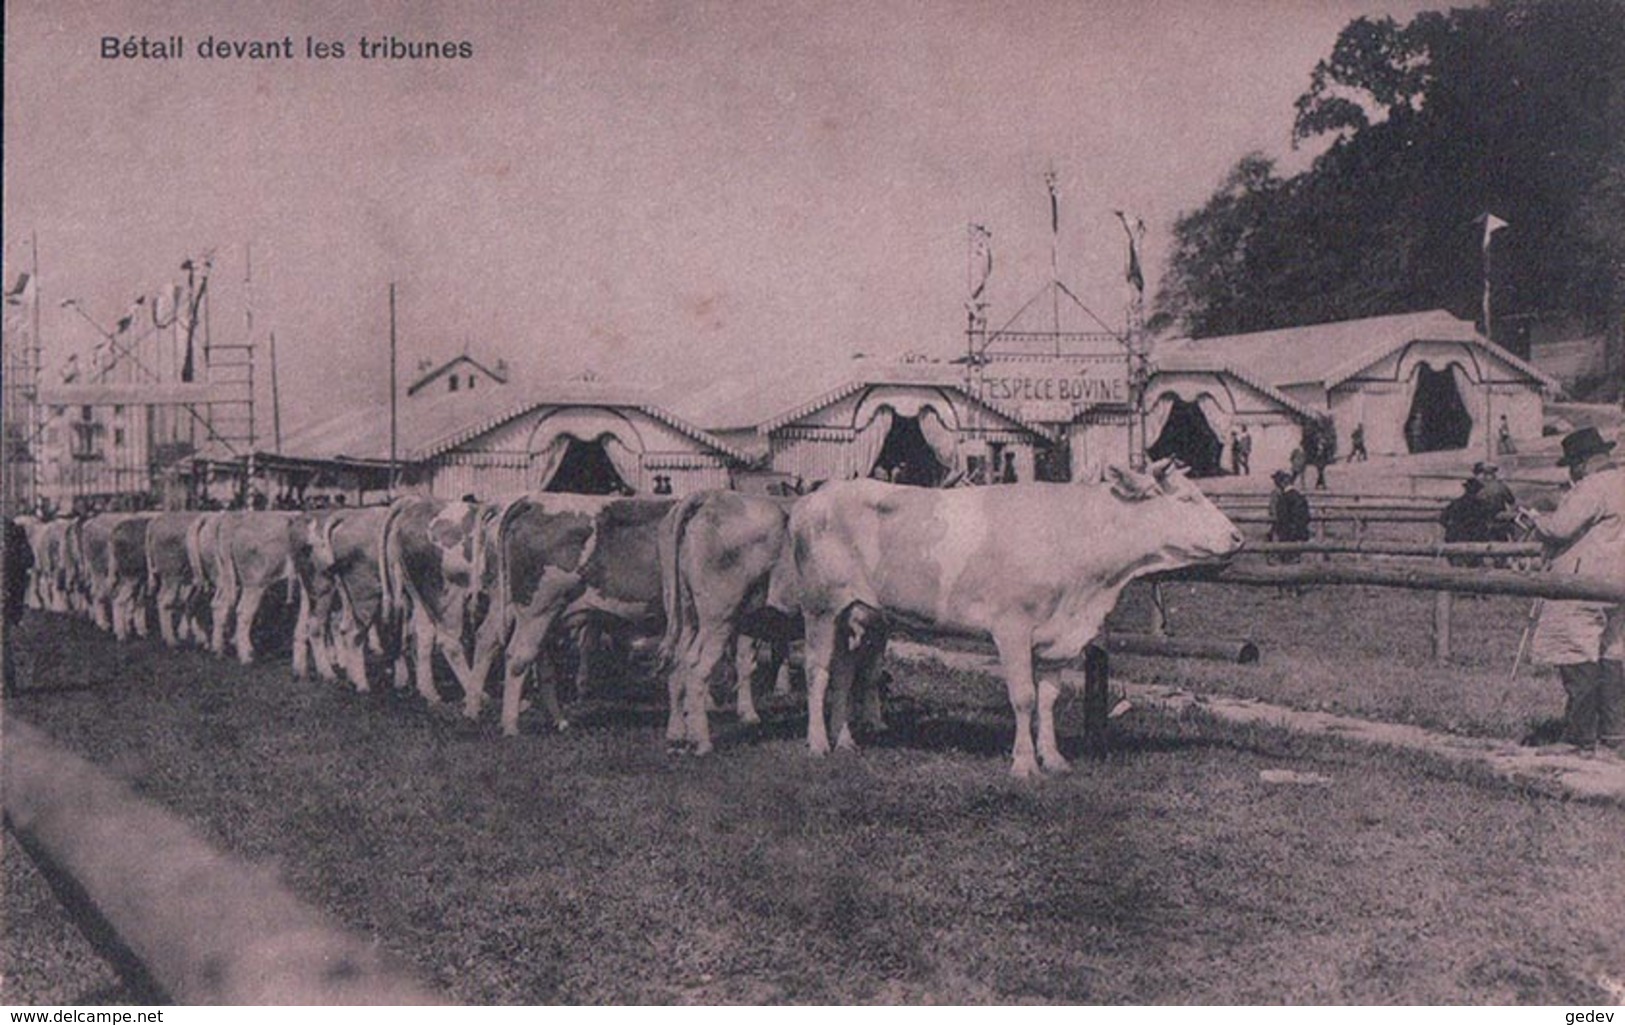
[1245,540,1543,558]
[1,717,443,1005]
[1168,560,1625,604]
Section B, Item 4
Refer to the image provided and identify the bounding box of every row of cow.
[18,460,1244,775]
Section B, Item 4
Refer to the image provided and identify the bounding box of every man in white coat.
[1524,427,1624,756]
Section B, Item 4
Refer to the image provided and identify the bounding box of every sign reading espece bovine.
[968,356,1132,424]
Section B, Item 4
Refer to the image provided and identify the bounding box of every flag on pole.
[968,223,993,301]
[1115,211,1146,295]
[114,296,147,336]
[180,271,208,382]
[3,272,31,305]
[1046,171,1060,236]
[1482,213,1509,339]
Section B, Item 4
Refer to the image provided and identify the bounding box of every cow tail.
[656,492,707,671]
[492,497,527,650]
[380,497,411,647]
[145,516,161,595]
[212,515,237,607]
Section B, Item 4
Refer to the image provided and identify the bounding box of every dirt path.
[888,640,1625,802]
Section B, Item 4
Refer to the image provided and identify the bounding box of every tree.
[1156,0,1625,352]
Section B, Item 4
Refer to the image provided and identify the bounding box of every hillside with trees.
[1152,0,1625,391]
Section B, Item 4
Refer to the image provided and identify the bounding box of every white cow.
[788,461,1244,777]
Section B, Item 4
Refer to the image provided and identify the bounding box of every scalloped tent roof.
[660,358,1054,440]
[1156,309,1560,394]
[270,382,750,468]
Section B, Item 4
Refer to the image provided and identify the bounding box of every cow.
[385,496,500,706]
[145,511,211,648]
[658,490,803,754]
[788,462,1244,777]
[210,511,298,664]
[286,510,342,683]
[16,517,44,611]
[301,505,400,691]
[472,495,674,736]
[79,514,155,641]
[29,517,87,616]
[58,517,89,616]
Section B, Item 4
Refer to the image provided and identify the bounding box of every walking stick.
[1508,515,1547,685]
[1510,598,1541,684]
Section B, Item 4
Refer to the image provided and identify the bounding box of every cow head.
[1105,459,1243,567]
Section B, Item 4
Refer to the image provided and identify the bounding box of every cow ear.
[1106,464,1149,500]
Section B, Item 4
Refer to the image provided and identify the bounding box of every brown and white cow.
[473,495,674,736]
[145,511,210,648]
[56,518,89,615]
[303,505,400,691]
[80,514,155,641]
[18,517,45,611]
[210,511,298,664]
[658,490,803,754]
[286,510,343,683]
[386,497,500,706]
[789,463,1244,777]
[23,518,72,613]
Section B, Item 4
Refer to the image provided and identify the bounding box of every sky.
[3,0,1448,437]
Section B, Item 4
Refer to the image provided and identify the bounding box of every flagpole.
[269,330,283,454]
[389,282,398,498]
[1047,169,1061,344]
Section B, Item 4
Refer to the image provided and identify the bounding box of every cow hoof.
[739,711,761,726]
[1009,759,1039,780]
[502,725,520,738]
[1041,754,1073,775]
[555,720,571,732]
[808,743,830,759]
[692,743,713,757]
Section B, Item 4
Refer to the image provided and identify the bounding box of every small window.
[449,376,459,393]
[114,428,126,447]
[114,405,125,415]
[468,376,477,390]
[81,405,93,420]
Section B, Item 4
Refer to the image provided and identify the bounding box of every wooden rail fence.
[2,716,443,1005]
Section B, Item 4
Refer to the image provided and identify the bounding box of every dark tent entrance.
[873,415,948,487]
[544,438,630,495]
[1405,364,1473,453]
[1147,397,1224,476]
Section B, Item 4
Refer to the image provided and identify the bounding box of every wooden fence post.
[1148,582,1168,637]
[1432,590,1453,662]
[1082,644,1109,759]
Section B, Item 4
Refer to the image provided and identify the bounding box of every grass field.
[4,602,1623,1006]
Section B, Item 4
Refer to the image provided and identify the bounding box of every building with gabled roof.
[1151,309,1558,472]
[261,372,746,501]
[405,352,509,398]
[691,359,1056,488]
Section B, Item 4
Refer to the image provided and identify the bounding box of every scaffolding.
[7,250,258,514]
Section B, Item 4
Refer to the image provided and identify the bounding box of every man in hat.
[1520,427,1624,756]
[1439,477,1490,564]
[1268,470,1311,536]
[1267,469,1311,595]
[1474,461,1517,541]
